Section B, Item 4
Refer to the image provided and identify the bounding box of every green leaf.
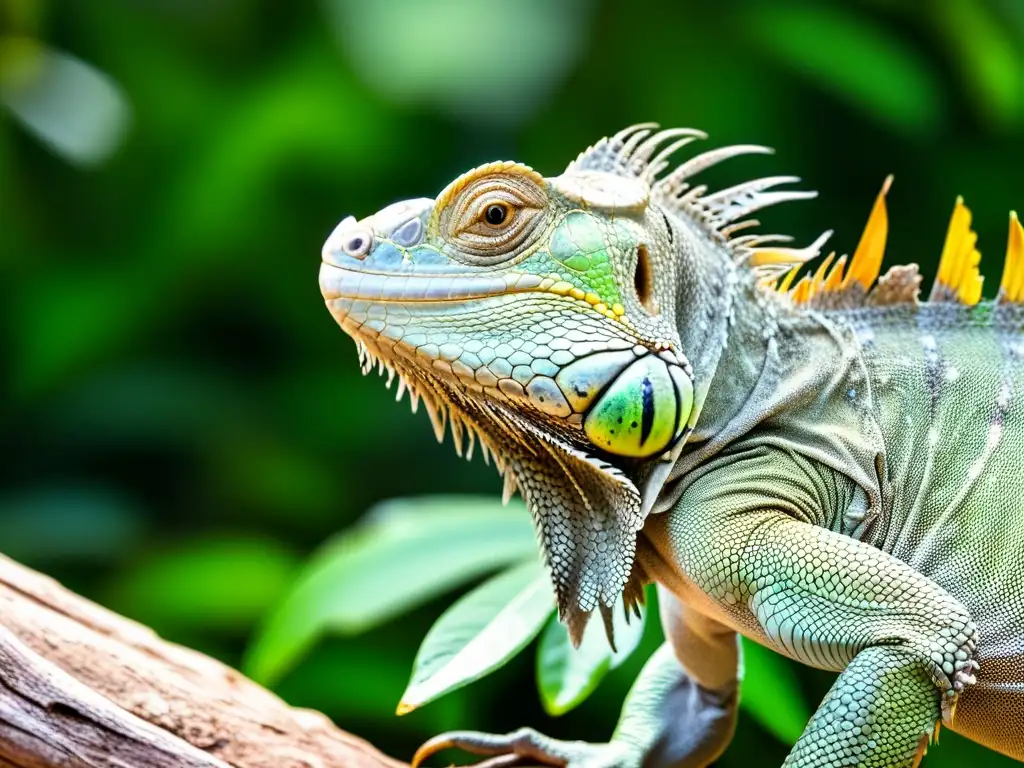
[536,600,646,716]
[244,496,538,685]
[740,637,812,745]
[326,0,593,125]
[106,536,299,633]
[934,1,1022,128]
[742,5,943,135]
[0,38,131,166]
[398,559,554,713]
[273,641,470,734]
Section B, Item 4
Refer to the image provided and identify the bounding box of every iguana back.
[851,300,1024,755]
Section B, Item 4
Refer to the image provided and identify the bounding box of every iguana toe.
[412,727,630,768]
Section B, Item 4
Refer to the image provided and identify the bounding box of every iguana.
[318,124,1024,767]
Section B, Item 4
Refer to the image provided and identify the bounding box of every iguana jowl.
[319,125,1024,766]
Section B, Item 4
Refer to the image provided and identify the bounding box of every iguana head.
[319,125,822,643]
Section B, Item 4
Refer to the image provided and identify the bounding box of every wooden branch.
[0,553,405,768]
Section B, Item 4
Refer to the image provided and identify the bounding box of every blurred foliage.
[246,496,539,684]
[1,0,1021,764]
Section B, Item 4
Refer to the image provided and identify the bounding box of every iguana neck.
[654,259,885,523]
[685,269,778,446]
[658,217,777,450]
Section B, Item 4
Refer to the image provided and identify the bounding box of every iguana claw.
[412,729,565,768]
[412,728,629,768]
[469,756,532,768]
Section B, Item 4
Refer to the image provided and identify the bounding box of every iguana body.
[319,125,1024,766]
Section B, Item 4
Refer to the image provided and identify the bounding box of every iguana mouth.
[319,262,528,304]
[319,262,633,328]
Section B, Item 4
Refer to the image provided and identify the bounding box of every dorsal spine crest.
[570,125,1020,312]
[1001,212,1024,302]
[930,197,983,305]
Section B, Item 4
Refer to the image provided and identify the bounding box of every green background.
[1,0,1021,764]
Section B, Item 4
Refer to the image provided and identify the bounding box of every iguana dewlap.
[319,125,1024,766]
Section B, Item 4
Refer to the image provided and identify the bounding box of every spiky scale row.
[772,177,895,307]
[568,124,830,275]
[774,176,1021,310]
[702,175,817,229]
[931,197,983,305]
[353,336,506,480]
[752,231,834,285]
[1000,211,1024,302]
[659,144,773,199]
[845,175,892,291]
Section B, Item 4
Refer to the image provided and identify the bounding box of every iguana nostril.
[341,228,373,259]
[323,216,375,262]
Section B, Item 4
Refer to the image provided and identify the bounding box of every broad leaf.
[740,637,812,744]
[742,5,942,135]
[398,560,554,713]
[106,536,298,633]
[245,496,537,685]
[0,40,130,166]
[536,599,646,716]
[326,0,593,125]
[934,2,1022,128]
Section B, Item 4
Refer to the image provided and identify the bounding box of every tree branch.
[0,554,405,768]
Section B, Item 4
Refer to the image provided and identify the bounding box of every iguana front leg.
[658,448,979,767]
[413,599,741,768]
[787,645,938,767]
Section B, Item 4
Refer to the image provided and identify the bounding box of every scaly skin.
[318,125,1024,765]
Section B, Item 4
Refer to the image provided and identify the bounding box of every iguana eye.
[458,192,522,236]
[440,171,549,265]
[484,203,508,226]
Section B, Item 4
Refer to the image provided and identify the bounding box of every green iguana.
[318,124,1024,767]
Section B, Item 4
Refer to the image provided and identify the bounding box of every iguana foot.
[411,728,633,768]
[923,625,979,726]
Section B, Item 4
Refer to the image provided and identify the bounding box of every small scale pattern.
[671,448,979,763]
[782,647,937,767]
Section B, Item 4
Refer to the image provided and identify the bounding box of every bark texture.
[0,554,405,768]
